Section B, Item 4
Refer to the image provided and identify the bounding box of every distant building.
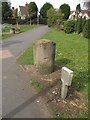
[69,10,90,20]
[19,2,28,20]
[69,1,90,20]
[12,7,18,18]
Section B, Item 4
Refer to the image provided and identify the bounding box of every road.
[1,25,51,118]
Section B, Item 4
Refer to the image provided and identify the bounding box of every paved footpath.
[1,26,51,118]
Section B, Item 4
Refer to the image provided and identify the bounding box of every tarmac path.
[1,25,51,118]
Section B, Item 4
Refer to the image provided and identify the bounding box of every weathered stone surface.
[10,28,15,34]
[61,67,73,86]
[61,82,68,99]
[61,67,73,99]
[33,39,56,74]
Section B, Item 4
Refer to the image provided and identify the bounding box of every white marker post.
[61,67,73,99]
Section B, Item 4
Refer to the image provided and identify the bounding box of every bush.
[31,18,37,24]
[64,20,75,33]
[74,20,78,33]
[39,18,47,25]
[77,17,82,34]
[2,18,16,25]
[18,19,27,25]
[82,18,86,31]
[83,19,90,39]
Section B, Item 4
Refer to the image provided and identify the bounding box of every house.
[19,3,28,20]
[12,7,18,18]
[69,1,90,20]
[69,10,90,20]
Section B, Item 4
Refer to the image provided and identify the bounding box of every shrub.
[83,19,90,39]
[77,17,82,34]
[39,18,47,25]
[31,18,37,24]
[74,20,78,33]
[82,18,86,31]
[2,18,16,25]
[64,20,75,33]
[18,19,27,25]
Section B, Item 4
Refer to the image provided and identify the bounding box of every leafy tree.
[2,2,12,21]
[15,8,19,27]
[26,2,38,25]
[60,4,70,20]
[47,8,64,28]
[75,4,81,19]
[47,8,57,27]
[40,2,53,18]
[83,19,90,39]
[56,9,64,30]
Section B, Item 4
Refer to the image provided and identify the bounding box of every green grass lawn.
[17,28,88,118]
[2,25,38,40]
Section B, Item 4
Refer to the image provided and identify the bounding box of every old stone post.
[61,67,73,99]
[33,39,56,74]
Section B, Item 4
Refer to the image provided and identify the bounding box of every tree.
[2,2,12,21]
[75,4,81,19]
[26,2,38,25]
[15,8,19,27]
[47,8,64,28]
[47,8,57,27]
[40,2,53,18]
[60,4,70,20]
[77,17,82,34]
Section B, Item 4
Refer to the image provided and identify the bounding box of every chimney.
[25,2,28,6]
[12,7,14,10]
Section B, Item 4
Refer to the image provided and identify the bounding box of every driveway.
[1,25,51,118]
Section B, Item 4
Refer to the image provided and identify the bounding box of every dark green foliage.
[39,18,47,25]
[2,18,16,25]
[83,19,90,39]
[60,4,70,20]
[28,2,38,19]
[76,4,81,19]
[18,19,27,25]
[2,2,12,21]
[82,18,86,31]
[64,20,75,33]
[40,2,53,18]
[77,17,82,34]
[76,4,81,13]
[74,20,78,33]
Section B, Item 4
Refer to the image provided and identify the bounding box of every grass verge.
[2,25,38,40]
[17,28,88,118]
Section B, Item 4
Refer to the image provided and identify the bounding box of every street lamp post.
[37,11,40,25]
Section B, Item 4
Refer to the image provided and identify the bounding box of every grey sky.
[10,0,85,11]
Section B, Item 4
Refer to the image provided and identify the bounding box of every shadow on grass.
[55,58,72,67]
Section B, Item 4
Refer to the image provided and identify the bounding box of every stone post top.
[36,39,56,45]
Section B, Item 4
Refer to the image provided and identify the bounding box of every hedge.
[83,19,90,39]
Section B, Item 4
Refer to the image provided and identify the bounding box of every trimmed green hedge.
[64,20,75,33]
[83,19,90,39]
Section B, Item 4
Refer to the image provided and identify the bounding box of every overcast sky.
[10,0,89,11]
